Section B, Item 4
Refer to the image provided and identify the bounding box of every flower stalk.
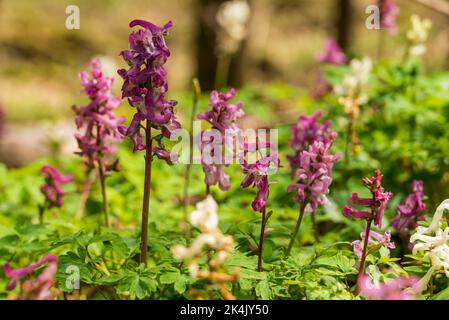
[183,79,201,233]
[140,122,153,266]
[286,202,306,257]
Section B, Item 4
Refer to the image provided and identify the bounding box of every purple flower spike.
[240,154,279,213]
[198,88,245,191]
[118,19,180,162]
[40,165,73,208]
[318,39,347,65]
[358,274,419,300]
[74,59,124,175]
[380,0,399,35]
[342,169,392,228]
[287,111,337,175]
[288,139,340,213]
[392,180,426,236]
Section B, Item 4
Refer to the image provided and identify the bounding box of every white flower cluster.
[335,57,372,114]
[407,15,432,57]
[171,195,234,277]
[216,0,251,55]
[410,199,449,292]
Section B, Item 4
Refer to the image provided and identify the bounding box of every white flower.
[406,15,432,56]
[410,199,449,291]
[190,195,219,231]
[171,195,234,278]
[335,57,372,102]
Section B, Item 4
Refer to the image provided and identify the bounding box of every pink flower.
[4,255,58,298]
[287,111,337,175]
[380,0,399,35]
[318,39,347,65]
[241,153,279,213]
[74,59,124,175]
[343,169,392,228]
[198,88,244,191]
[40,165,73,208]
[118,19,180,159]
[358,274,419,300]
[392,180,426,236]
[352,230,395,258]
[288,140,340,213]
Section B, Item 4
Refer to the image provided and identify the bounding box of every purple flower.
[40,165,73,208]
[380,0,399,35]
[4,255,58,292]
[343,169,392,228]
[352,230,395,258]
[287,112,337,175]
[392,180,426,236]
[198,88,244,133]
[118,19,180,160]
[288,139,340,213]
[198,89,245,191]
[241,154,279,213]
[358,274,419,300]
[313,39,347,99]
[74,59,124,175]
[318,39,347,65]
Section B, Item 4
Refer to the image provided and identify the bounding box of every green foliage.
[2,53,449,300]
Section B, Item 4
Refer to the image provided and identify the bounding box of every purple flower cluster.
[287,111,337,175]
[313,39,347,99]
[198,88,245,191]
[392,180,426,236]
[4,255,58,300]
[241,153,279,213]
[74,59,124,174]
[343,169,392,228]
[358,274,419,300]
[288,140,340,213]
[380,0,399,35]
[352,230,395,258]
[40,165,73,208]
[118,19,180,163]
[318,39,347,65]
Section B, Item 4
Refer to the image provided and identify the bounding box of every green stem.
[311,210,320,242]
[183,79,201,231]
[286,202,306,256]
[140,121,153,267]
[76,175,92,220]
[97,160,109,228]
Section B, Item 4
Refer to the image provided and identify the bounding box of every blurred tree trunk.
[194,0,246,90]
[335,0,352,50]
[195,0,220,91]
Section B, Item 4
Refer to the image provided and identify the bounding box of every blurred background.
[0,0,448,166]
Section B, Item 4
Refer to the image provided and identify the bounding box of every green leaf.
[160,271,180,284]
[431,286,449,300]
[256,279,272,300]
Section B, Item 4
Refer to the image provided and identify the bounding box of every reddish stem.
[257,208,267,272]
[140,120,153,266]
[357,218,373,289]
